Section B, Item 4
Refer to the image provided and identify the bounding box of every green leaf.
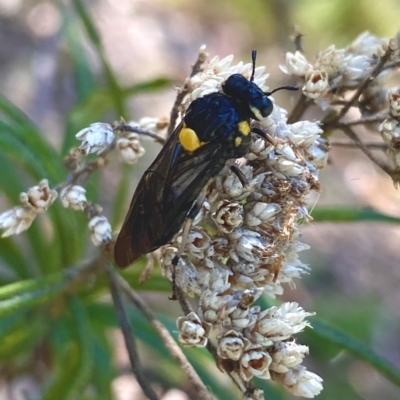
[122,77,173,96]
[308,316,400,387]
[311,206,400,223]
[0,274,60,301]
[0,281,63,317]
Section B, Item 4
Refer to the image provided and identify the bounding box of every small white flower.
[388,88,400,117]
[212,200,243,233]
[269,341,309,373]
[20,179,58,213]
[347,31,388,57]
[243,388,264,400]
[379,118,400,146]
[240,344,272,381]
[280,51,313,77]
[307,139,330,169]
[116,133,146,164]
[314,45,344,77]
[244,202,281,226]
[290,121,323,147]
[177,311,211,347]
[60,185,87,210]
[340,54,372,87]
[76,123,115,155]
[275,159,305,176]
[217,330,251,360]
[272,365,323,398]
[302,70,329,99]
[88,215,112,246]
[0,206,36,237]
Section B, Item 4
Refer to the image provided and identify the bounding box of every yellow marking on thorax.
[179,126,202,152]
[238,121,251,136]
[235,137,242,147]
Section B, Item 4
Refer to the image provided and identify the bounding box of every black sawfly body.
[114,51,296,269]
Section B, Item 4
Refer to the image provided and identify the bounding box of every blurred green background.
[0,0,400,399]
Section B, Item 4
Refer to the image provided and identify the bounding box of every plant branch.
[113,271,214,400]
[330,140,387,150]
[106,265,160,400]
[287,92,312,124]
[336,124,393,175]
[333,48,393,123]
[345,113,388,126]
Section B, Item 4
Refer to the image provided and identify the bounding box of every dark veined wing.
[114,94,241,268]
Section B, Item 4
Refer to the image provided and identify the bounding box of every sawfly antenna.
[265,85,299,96]
[250,49,257,82]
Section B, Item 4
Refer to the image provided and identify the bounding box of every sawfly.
[114,50,296,271]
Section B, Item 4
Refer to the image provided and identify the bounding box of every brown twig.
[167,48,208,138]
[333,48,393,123]
[382,59,400,71]
[106,265,160,400]
[287,92,312,124]
[113,271,214,400]
[336,124,393,175]
[345,113,388,126]
[330,140,387,150]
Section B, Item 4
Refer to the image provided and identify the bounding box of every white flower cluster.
[161,50,326,398]
[185,49,269,103]
[0,179,58,237]
[280,31,389,100]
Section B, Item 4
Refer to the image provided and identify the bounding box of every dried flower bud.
[20,179,58,213]
[76,123,115,155]
[177,311,212,347]
[275,159,305,176]
[247,137,274,161]
[116,133,146,164]
[290,121,323,147]
[388,88,400,117]
[216,166,254,200]
[280,51,313,77]
[379,118,400,147]
[271,365,323,398]
[212,200,243,233]
[88,215,112,246]
[307,139,330,169]
[0,206,36,237]
[269,341,309,373]
[185,228,211,258]
[243,388,264,400]
[314,45,344,77]
[217,330,251,360]
[340,54,372,87]
[347,31,388,57]
[302,70,329,99]
[60,185,87,210]
[245,302,312,347]
[244,202,281,226]
[240,344,272,381]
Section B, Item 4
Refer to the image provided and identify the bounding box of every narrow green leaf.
[308,316,400,387]
[122,77,173,96]
[71,0,101,46]
[0,281,63,317]
[72,0,126,116]
[0,97,64,181]
[311,206,400,223]
[0,274,61,301]
[66,297,93,400]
